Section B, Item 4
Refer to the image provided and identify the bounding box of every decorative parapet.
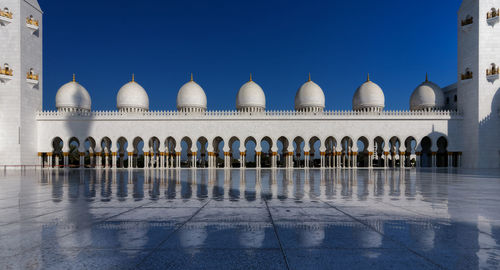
[487,8,499,19]
[0,10,12,19]
[0,66,13,83]
[487,66,499,82]
[36,109,463,120]
[26,70,39,87]
[0,9,13,25]
[26,16,39,33]
[461,71,473,81]
[461,16,473,26]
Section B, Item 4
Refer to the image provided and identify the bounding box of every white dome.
[236,80,266,111]
[117,80,149,112]
[55,80,91,112]
[177,79,207,111]
[352,78,385,111]
[295,79,325,111]
[410,79,445,111]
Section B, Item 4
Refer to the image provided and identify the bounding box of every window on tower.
[487,8,499,19]
[26,15,39,26]
[0,7,12,19]
[27,68,38,81]
[487,63,499,76]
[461,68,473,80]
[0,64,13,76]
[462,15,473,26]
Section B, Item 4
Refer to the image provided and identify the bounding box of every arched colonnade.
[39,135,461,169]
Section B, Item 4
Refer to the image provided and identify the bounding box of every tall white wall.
[458,0,500,168]
[0,0,42,166]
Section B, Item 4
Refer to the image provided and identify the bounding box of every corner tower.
[0,0,42,166]
[458,0,500,168]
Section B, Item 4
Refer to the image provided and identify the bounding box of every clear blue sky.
[39,0,461,111]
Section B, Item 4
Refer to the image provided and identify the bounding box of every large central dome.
[116,76,149,112]
[295,75,325,112]
[410,76,445,111]
[236,75,266,112]
[177,75,207,113]
[55,76,91,112]
[352,75,385,112]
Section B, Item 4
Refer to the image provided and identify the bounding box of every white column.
[400,152,405,168]
[448,153,453,168]
[416,153,421,168]
[38,153,43,168]
[48,153,53,168]
[432,153,437,168]
[63,152,69,168]
[384,152,389,168]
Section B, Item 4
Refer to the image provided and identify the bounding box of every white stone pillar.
[336,152,341,168]
[272,152,277,168]
[63,152,69,169]
[38,153,43,168]
[256,152,261,168]
[352,153,357,168]
[448,153,453,168]
[112,152,117,169]
[432,153,437,168]
[55,155,60,168]
[48,153,53,168]
[400,152,405,168]
[320,152,325,168]
[128,152,133,169]
[384,152,389,168]
[416,153,421,168]
[79,152,85,168]
[176,152,181,168]
[240,152,246,168]
[192,152,197,168]
[104,152,109,168]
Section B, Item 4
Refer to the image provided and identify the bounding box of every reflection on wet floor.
[0,169,499,269]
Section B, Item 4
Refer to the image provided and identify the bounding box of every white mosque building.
[0,0,499,169]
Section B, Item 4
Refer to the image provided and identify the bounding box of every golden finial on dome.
[72,73,76,82]
[132,73,135,82]
[249,73,253,82]
[425,73,429,82]
[367,73,370,82]
[190,73,193,82]
[308,73,311,82]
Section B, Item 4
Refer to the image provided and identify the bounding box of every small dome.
[55,78,91,112]
[295,76,325,112]
[177,75,207,112]
[117,77,149,112]
[353,76,385,111]
[410,77,445,111]
[236,77,266,111]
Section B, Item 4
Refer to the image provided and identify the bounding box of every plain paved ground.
[0,169,499,269]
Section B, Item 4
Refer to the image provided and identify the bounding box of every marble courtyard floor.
[0,169,499,269]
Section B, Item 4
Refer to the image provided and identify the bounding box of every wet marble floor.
[0,169,499,269]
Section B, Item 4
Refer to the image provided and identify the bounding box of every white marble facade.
[1,0,500,169]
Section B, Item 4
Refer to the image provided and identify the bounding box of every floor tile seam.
[134,199,212,268]
[12,200,157,256]
[264,199,291,270]
[320,200,448,270]
[80,247,284,251]
[0,208,68,230]
[367,198,447,219]
[0,198,56,210]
